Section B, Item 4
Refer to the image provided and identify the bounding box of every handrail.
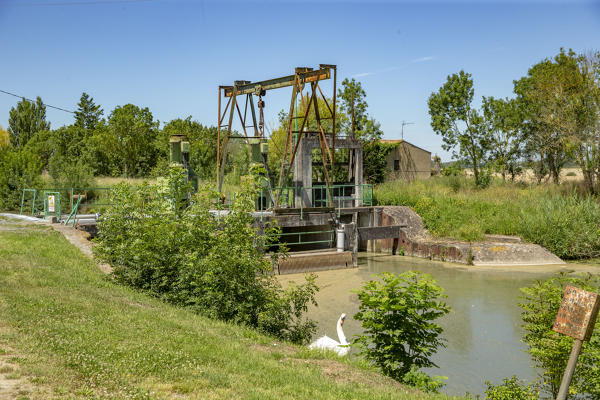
[64,195,84,227]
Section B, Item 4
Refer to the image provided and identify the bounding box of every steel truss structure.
[216,64,339,206]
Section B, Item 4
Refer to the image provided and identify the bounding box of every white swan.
[309,313,349,356]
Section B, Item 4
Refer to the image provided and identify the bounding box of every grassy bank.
[0,219,456,399]
[374,177,600,260]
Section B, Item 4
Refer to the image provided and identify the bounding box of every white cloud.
[411,56,436,63]
[353,71,376,78]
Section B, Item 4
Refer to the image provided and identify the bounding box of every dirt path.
[0,347,35,400]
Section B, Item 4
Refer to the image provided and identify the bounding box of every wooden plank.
[358,225,406,241]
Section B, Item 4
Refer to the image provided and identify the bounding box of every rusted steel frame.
[218,89,237,192]
[316,83,333,116]
[217,86,222,181]
[248,94,259,137]
[312,81,334,200]
[276,76,300,204]
[224,68,330,97]
[235,101,250,144]
[218,96,232,127]
[312,82,334,165]
[288,85,317,167]
[332,66,336,162]
[243,95,249,127]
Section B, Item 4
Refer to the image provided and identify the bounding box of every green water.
[288,254,556,396]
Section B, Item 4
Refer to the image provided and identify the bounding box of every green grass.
[375,176,600,260]
[0,222,457,399]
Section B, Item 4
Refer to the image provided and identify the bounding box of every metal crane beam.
[223,68,330,97]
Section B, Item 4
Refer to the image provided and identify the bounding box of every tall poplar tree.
[8,96,50,148]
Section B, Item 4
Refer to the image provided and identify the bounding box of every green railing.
[273,229,334,247]
[216,184,373,212]
[20,187,113,217]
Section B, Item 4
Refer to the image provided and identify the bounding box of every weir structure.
[215,64,404,273]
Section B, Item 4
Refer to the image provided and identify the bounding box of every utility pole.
[401,121,414,140]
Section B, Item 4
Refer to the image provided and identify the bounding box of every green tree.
[482,97,524,180]
[0,125,9,148]
[514,49,583,184]
[8,96,50,148]
[74,92,103,130]
[570,51,600,193]
[353,271,450,389]
[0,148,43,210]
[161,117,220,180]
[99,104,159,177]
[519,272,600,398]
[338,78,367,135]
[428,70,490,187]
[362,141,395,183]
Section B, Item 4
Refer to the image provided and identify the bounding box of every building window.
[394,159,400,171]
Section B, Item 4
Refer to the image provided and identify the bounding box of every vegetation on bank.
[0,218,459,400]
[94,169,319,345]
[374,176,600,259]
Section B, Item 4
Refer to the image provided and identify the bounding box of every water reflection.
[280,254,558,396]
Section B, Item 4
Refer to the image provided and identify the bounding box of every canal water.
[279,254,561,396]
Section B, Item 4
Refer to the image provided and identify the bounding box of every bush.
[353,271,450,391]
[49,156,96,189]
[93,167,318,344]
[0,148,43,210]
[520,272,600,398]
[484,376,539,400]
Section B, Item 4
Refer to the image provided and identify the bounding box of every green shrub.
[484,376,539,400]
[93,167,318,344]
[518,194,600,259]
[353,271,450,391]
[520,272,600,398]
[49,156,96,189]
[0,148,43,210]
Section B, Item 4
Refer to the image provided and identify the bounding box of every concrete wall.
[385,142,431,181]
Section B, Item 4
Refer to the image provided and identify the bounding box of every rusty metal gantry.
[216,64,338,206]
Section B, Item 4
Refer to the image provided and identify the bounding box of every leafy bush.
[353,271,450,391]
[49,156,96,189]
[0,148,43,210]
[484,376,539,400]
[520,272,600,398]
[93,167,318,344]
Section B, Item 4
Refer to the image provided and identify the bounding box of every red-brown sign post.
[553,285,600,400]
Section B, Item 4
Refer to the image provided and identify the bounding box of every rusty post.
[557,339,583,400]
[217,86,221,187]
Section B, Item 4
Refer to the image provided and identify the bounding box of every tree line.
[0,93,254,209]
[429,48,600,190]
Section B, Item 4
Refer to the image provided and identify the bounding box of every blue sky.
[1,0,599,160]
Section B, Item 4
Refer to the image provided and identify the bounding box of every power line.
[0,89,75,114]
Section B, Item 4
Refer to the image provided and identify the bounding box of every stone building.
[380,139,431,181]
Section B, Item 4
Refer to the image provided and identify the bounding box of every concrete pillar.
[375,207,383,252]
[351,213,358,267]
[369,208,374,253]
[293,138,313,208]
[354,146,363,207]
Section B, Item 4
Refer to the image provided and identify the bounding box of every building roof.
[378,139,431,154]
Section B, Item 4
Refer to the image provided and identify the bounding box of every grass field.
[0,218,458,399]
[374,176,600,260]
